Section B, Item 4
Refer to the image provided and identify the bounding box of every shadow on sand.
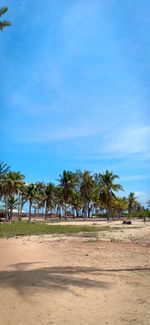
[0,263,149,297]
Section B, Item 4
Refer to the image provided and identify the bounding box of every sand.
[0,220,150,325]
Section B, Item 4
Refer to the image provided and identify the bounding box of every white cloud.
[120,174,150,182]
[135,191,150,204]
[17,122,102,143]
[107,126,150,156]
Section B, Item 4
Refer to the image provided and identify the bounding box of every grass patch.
[0,221,111,238]
[0,222,130,239]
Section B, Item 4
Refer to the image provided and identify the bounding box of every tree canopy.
[0,162,148,221]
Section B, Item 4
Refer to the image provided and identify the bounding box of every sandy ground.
[0,221,150,325]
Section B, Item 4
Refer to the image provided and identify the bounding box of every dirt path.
[0,222,150,325]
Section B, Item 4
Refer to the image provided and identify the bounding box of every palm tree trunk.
[4,195,8,222]
[64,202,67,220]
[88,202,91,218]
[10,207,13,221]
[75,206,78,218]
[84,202,88,220]
[17,194,21,221]
[45,203,48,220]
[106,208,111,221]
[28,200,32,221]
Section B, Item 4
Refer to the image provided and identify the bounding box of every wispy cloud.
[120,174,150,182]
[135,191,150,204]
[106,126,150,156]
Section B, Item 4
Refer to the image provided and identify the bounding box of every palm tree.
[58,170,76,219]
[0,7,11,31]
[71,191,83,218]
[80,171,94,219]
[7,196,19,220]
[17,183,28,220]
[111,197,127,219]
[23,183,37,221]
[34,182,46,216]
[0,162,10,205]
[2,171,25,220]
[98,170,123,219]
[93,173,105,215]
[45,183,56,219]
[127,192,137,214]
[55,186,64,219]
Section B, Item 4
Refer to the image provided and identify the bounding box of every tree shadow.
[0,263,110,297]
[0,263,149,297]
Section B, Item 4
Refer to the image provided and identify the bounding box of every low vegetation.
[0,221,111,238]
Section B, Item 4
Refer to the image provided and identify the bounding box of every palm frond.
[0,7,8,17]
[0,7,11,31]
[0,21,11,30]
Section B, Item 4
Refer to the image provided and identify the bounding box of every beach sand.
[0,220,150,325]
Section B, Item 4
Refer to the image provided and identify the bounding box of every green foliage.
[0,161,147,222]
[127,210,150,219]
[58,170,78,218]
[0,7,11,31]
[0,221,106,238]
[0,162,10,178]
[98,170,123,218]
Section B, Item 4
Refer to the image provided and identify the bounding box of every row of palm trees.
[0,162,147,221]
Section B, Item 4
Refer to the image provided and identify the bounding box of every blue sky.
[1,0,150,205]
